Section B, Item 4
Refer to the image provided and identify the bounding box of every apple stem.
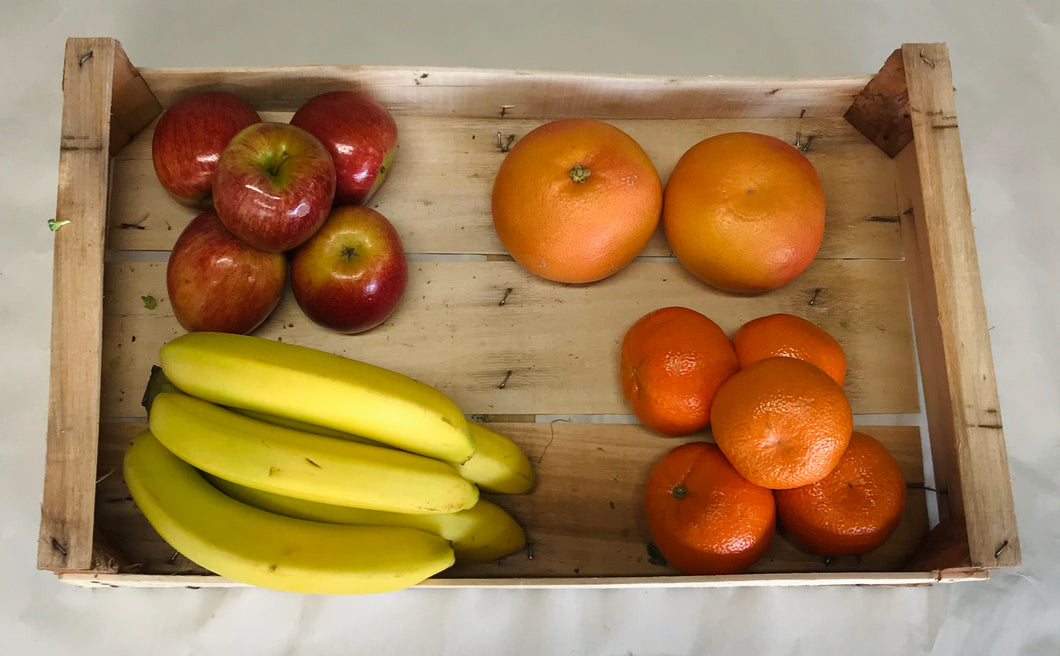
[266,150,290,177]
[569,164,591,183]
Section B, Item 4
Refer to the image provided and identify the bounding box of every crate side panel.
[896,145,959,525]
[137,67,871,119]
[899,43,1019,568]
[40,38,122,572]
[61,570,989,589]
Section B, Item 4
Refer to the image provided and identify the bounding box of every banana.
[239,406,535,494]
[143,364,380,446]
[149,391,479,514]
[232,407,385,446]
[208,475,526,562]
[123,430,455,594]
[142,364,386,446]
[458,422,536,494]
[159,332,476,463]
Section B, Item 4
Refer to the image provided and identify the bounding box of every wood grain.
[896,43,1019,568]
[844,49,914,157]
[59,569,989,589]
[40,37,161,573]
[39,39,119,572]
[137,66,871,118]
[107,114,901,259]
[107,43,162,154]
[896,145,957,524]
[98,257,919,419]
[93,422,928,580]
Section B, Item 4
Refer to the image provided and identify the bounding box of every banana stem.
[142,365,182,413]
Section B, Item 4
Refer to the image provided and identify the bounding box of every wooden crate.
[39,38,1019,589]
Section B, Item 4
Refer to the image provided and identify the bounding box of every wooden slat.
[39,38,161,573]
[137,66,871,118]
[38,38,119,572]
[59,569,990,589]
[896,43,1019,568]
[106,114,902,260]
[92,422,928,580]
[896,145,957,524]
[98,257,919,419]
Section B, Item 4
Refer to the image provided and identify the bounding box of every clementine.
[644,441,775,575]
[491,118,662,283]
[775,431,906,556]
[710,356,852,490]
[620,306,739,436]
[733,313,847,387]
[662,131,825,293]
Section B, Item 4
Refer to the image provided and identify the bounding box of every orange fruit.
[644,441,775,575]
[710,356,852,490]
[662,131,825,293]
[733,313,847,387]
[620,307,739,436]
[775,431,906,556]
[491,118,662,283]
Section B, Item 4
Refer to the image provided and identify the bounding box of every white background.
[2,1,1058,654]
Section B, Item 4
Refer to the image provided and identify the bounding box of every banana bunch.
[126,332,536,595]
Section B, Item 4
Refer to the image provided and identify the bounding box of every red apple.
[166,211,287,334]
[152,92,261,208]
[291,205,408,334]
[213,122,336,253]
[290,91,398,205]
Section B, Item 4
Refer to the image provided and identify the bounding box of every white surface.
[2,1,1058,654]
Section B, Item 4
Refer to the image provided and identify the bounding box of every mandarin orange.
[710,356,852,490]
[775,431,906,556]
[620,306,739,436]
[644,441,776,575]
[733,313,847,386]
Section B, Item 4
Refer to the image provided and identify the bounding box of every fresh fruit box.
[39,38,1018,588]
